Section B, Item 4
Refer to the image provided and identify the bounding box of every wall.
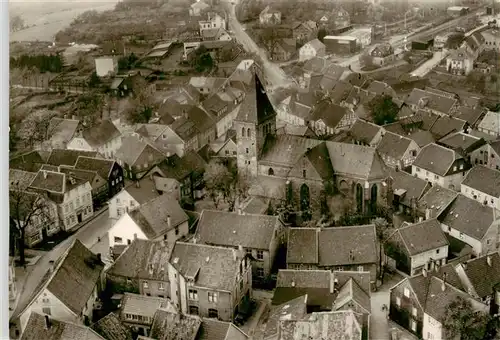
[277,103,306,126]
[60,182,94,231]
[108,214,147,248]
[461,183,500,210]
[422,313,442,340]
[412,165,465,191]
[185,285,233,321]
[108,190,139,220]
[471,145,500,170]
[390,280,423,338]
[440,222,483,256]
[410,246,448,276]
[236,121,259,177]
[216,105,239,139]
[138,279,170,299]
[95,57,117,77]
[481,222,500,255]
[66,137,93,152]
[152,221,189,247]
[97,135,122,159]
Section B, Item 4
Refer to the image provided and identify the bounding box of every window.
[412,307,417,317]
[460,232,464,239]
[76,197,80,207]
[257,268,265,278]
[42,307,51,315]
[158,282,165,290]
[404,288,410,298]
[42,298,49,303]
[208,308,219,319]
[175,228,179,236]
[416,167,420,172]
[410,320,417,332]
[114,236,123,243]
[116,198,120,204]
[357,266,364,272]
[246,148,249,154]
[436,248,440,254]
[208,291,218,303]
[453,166,457,172]
[396,297,401,307]
[241,127,245,137]
[225,150,229,155]
[189,306,199,315]
[257,250,264,260]
[189,289,198,300]
[459,164,464,170]
[302,169,307,178]
[434,174,439,180]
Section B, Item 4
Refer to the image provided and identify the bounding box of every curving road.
[224,0,294,91]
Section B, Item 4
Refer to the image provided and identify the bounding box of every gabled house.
[437,131,486,158]
[376,131,420,170]
[259,6,281,25]
[454,252,500,308]
[108,194,189,248]
[119,293,175,337]
[389,168,430,218]
[198,12,226,32]
[57,166,107,211]
[293,21,318,43]
[198,318,249,340]
[21,313,105,340]
[286,226,378,282]
[168,242,252,321]
[189,0,209,16]
[271,38,296,62]
[390,269,487,339]
[91,312,133,340]
[149,310,201,340]
[299,39,326,62]
[264,295,307,340]
[108,177,160,220]
[135,124,186,157]
[308,100,355,136]
[439,194,500,256]
[348,119,384,147]
[461,165,500,210]
[370,43,395,66]
[404,88,458,117]
[66,120,122,159]
[471,139,500,170]
[115,135,166,181]
[46,149,98,167]
[27,169,93,231]
[16,240,104,333]
[477,111,500,138]
[412,143,470,190]
[42,118,83,150]
[195,210,285,284]
[384,219,449,276]
[106,239,171,297]
[416,185,458,221]
[9,150,47,172]
[446,47,474,75]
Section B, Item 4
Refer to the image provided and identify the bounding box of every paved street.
[411,49,449,77]
[11,208,116,320]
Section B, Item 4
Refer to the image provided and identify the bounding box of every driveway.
[10,208,115,320]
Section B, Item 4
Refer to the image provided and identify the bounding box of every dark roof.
[198,318,248,340]
[408,129,435,148]
[196,210,279,250]
[122,178,161,204]
[9,150,45,172]
[440,194,497,240]
[150,310,201,340]
[430,116,467,139]
[438,132,481,151]
[264,295,307,339]
[9,169,37,190]
[74,156,115,180]
[46,149,98,166]
[461,165,500,198]
[115,136,165,167]
[287,226,377,266]
[156,151,206,181]
[413,143,461,176]
[287,228,318,264]
[129,195,188,238]
[28,170,65,193]
[120,293,174,319]
[82,120,121,147]
[459,252,500,299]
[272,287,335,309]
[108,239,171,281]
[311,100,349,129]
[394,219,448,256]
[333,278,371,313]
[46,240,104,315]
[21,313,104,340]
[417,185,458,218]
[170,242,241,291]
[277,269,331,289]
[348,119,381,144]
[376,131,414,161]
[186,106,215,133]
[405,88,457,115]
[454,106,484,126]
[389,168,430,207]
[235,69,275,124]
[92,313,133,340]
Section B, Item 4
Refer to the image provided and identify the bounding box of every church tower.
[234,61,276,178]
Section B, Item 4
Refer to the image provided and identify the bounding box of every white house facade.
[59,181,94,231]
[94,56,118,77]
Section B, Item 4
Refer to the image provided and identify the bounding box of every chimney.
[167,215,171,228]
[136,181,140,188]
[425,208,431,220]
[487,255,492,266]
[134,233,137,240]
[349,250,354,262]
[238,244,244,254]
[43,170,47,179]
[422,268,427,277]
[44,315,51,329]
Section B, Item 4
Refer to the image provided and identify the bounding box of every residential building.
[385,219,449,276]
[259,6,281,25]
[74,156,124,207]
[323,36,357,55]
[135,124,186,157]
[108,177,160,220]
[46,149,98,167]
[275,91,316,126]
[197,318,249,340]
[106,239,171,296]
[370,43,395,66]
[115,135,166,181]
[20,313,105,340]
[57,166,107,212]
[200,27,232,42]
[389,168,430,218]
[168,242,252,321]
[9,150,46,173]
[108,194,189,248]
[94,56,118,78]
[9,257,18,302]
[308,100,356,136]
[188,77,226,96]
[348,119,384,147]
[279,311,362,340]
[439,194,500,256]
[91,312,133,340]
[404,88,458,117]
[293,21,318,44]
[198,12,226,31]
[446,48,474,75]
[27,169,93,231]
[478,111,500,137]
[454,252,500,306]
[461,31,485,60]
[471,140,500,170]
[299,39,326,62]
[189,0,209,16]
[67,120,122,159]
[195,210,284,284]
[287,226,378,282]
[461,165,500,209]
[264,295,308,340]
[412,143,470,191]
[119,293,175,337]
[447,6,470,17]
[41,118,82,151]
[390,273,488,339]
[481,28,500,51]
[16,240,104,333]
[271,39,296,62]
[376,131,420,170]
[149,310,201,340]
[437,132,486,157]
[416,185,458,221]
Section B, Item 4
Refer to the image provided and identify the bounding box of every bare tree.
[259,26,286,60]
[19,110,59,148]
[126,77,156,124]
[10,188,54,266]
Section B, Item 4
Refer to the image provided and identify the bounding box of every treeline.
[10,54,64,73]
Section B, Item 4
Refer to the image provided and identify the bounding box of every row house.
[390,168,430,219]
[286,226,378,283]
[194,210,285,284]
[470,140,500,170]
[168,242,252,321]
[404,88,459,117]
[412,143,470,191]
[108,177,160,220]
[293,21,318,44]
[348,119,384,147]
[67,120,123,159]
[461,165,500,210]
[21,313,105,340]
[477,111,500,138]
[308,100,356,137]
[135,124,186,158]
[299,39,326,62]
[376,131,420,170]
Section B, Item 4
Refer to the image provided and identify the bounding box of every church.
[234,60,393,217]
